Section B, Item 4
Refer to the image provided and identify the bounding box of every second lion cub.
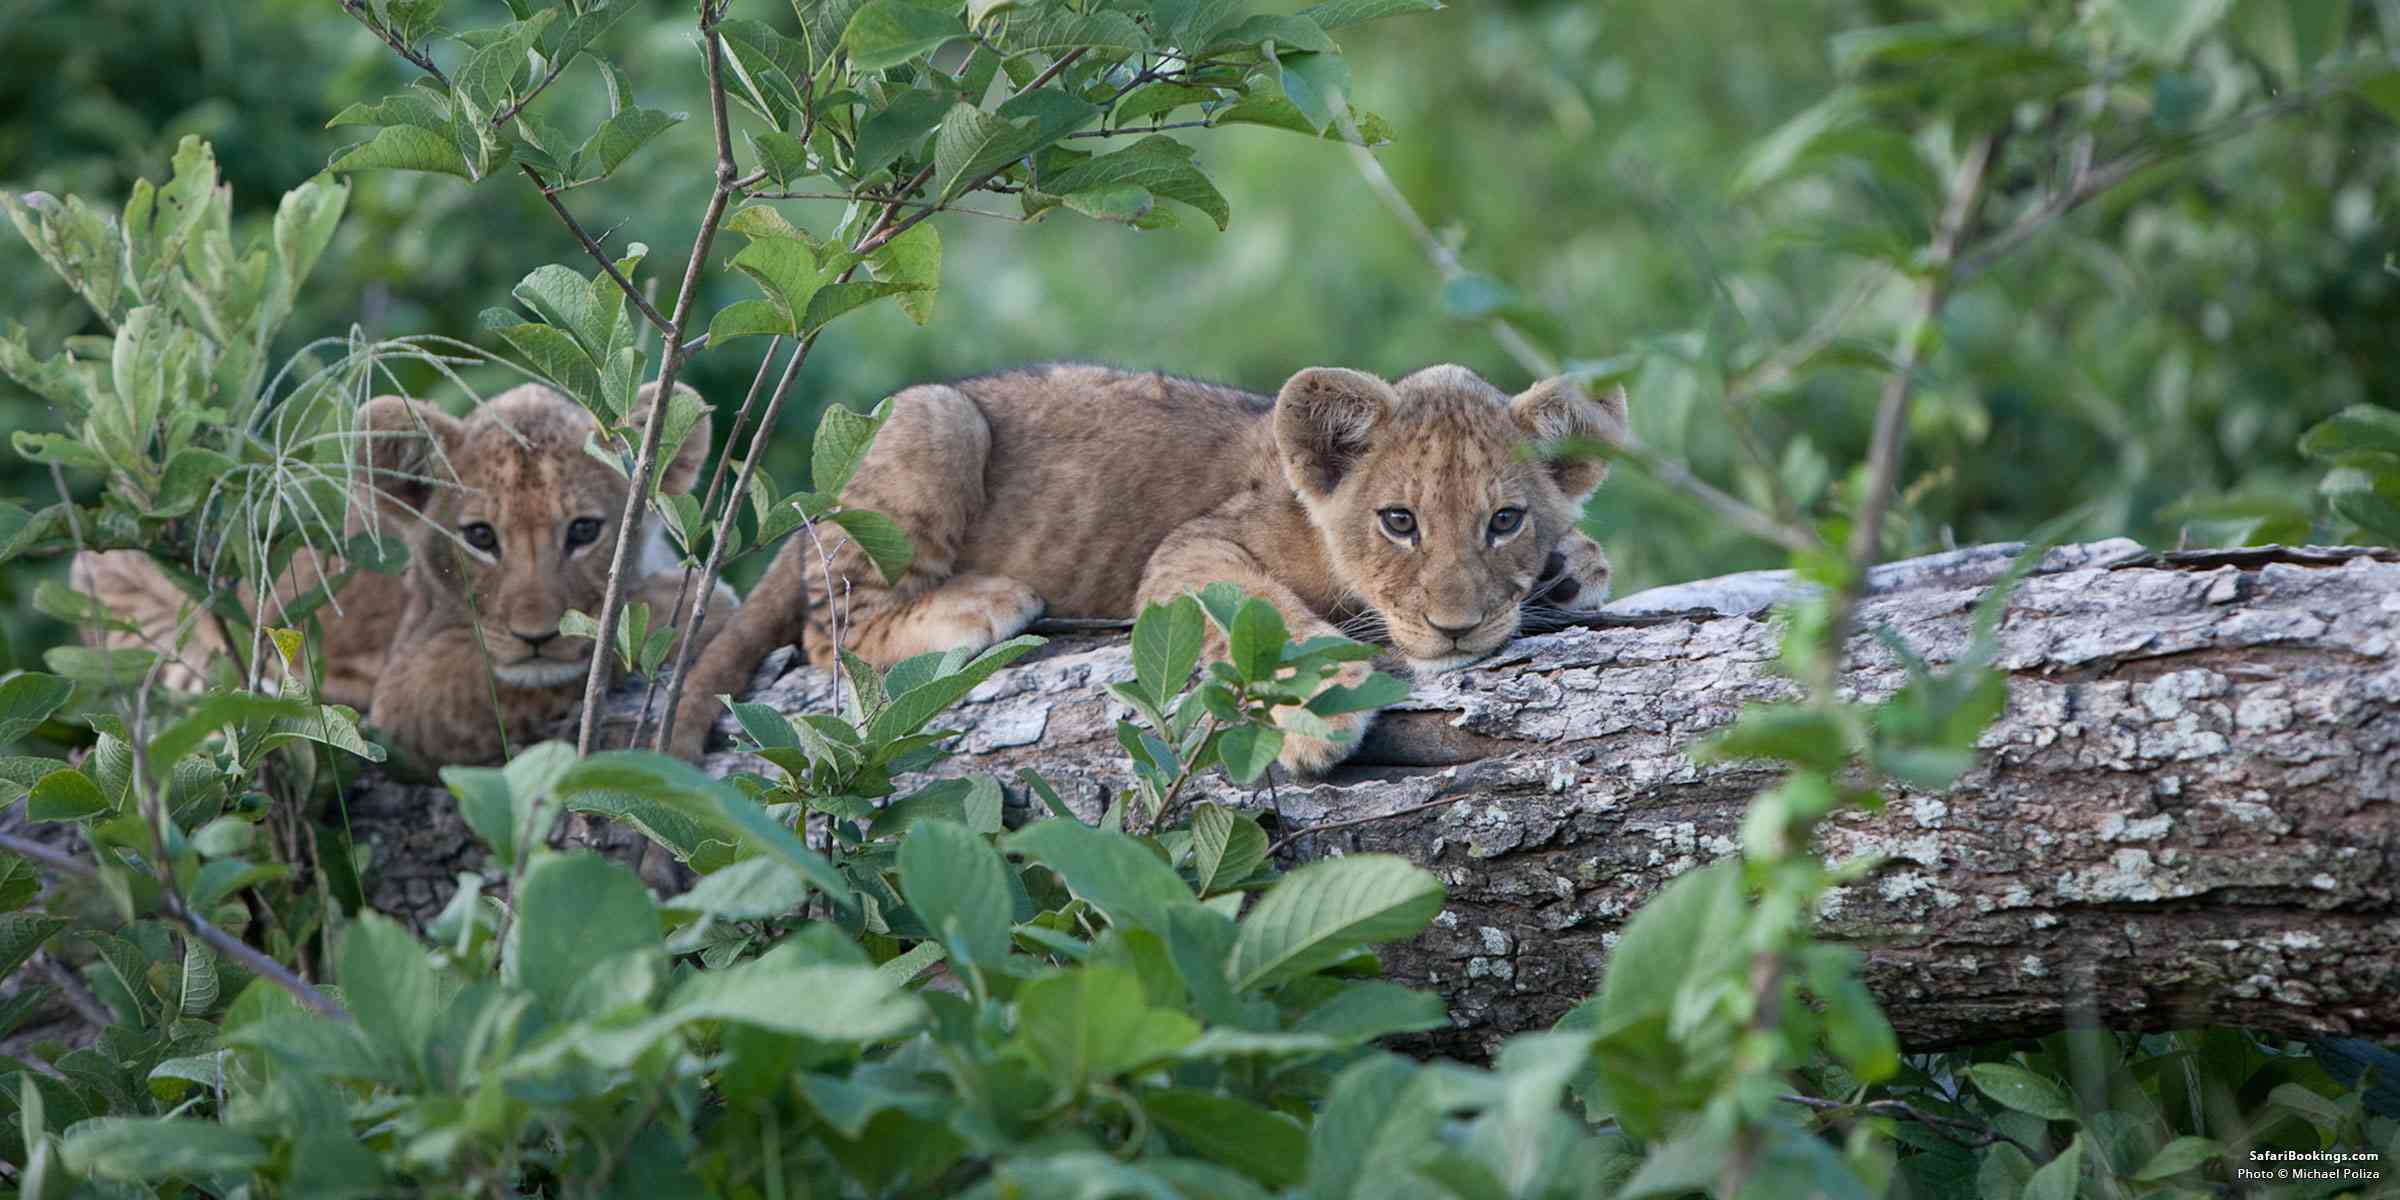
[674,363,1625,773]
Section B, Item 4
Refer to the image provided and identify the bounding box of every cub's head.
[353,382,710,688]
[1274,364,1626,671]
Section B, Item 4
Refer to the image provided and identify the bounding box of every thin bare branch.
[337,0,449,87]
[523,164,678,336]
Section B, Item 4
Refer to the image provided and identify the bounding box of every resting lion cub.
[74,382,734,768]
[672,363,1623,774]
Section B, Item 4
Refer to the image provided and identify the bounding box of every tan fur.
[672,363,1623,775]
[72,382,734,768]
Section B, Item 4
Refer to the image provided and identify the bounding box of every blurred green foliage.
[4,0,2398,668]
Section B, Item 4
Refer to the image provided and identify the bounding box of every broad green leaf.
[866,222,941,325]
[328,124,471,178]
[898,817,1015,972]
[2299,403,2400,460]
[992,9,1152,56]
[2108,0,2234,60]
[864,634,1041,745]
[27,768,108,821]
[1144,1088,1310,1188]
[1308,1054,1441,1200]
[340,913,440,1071]
[1966,1062,2076,1121]
[1274,50,1351,133]
[1040,135,1230,230]
[1297,0,1443,30]
[1305,671,1407,717]
[578,107,684,180]
[729,236,825,327]
[506,852,660,1017]
[1007,816,1202,935]
[708,297,792,344]
[558,751,853,904]
[0,913,69,983]
[61,1118,265,1183]
[1014,965,1201,1090]
[1596,858,1743,1028]
[1227,854,1442,990]
[2132,1136,2222,1182]
[827,508,916,584]
[2023,1133,2086,1200]
[1295,980,1449,1042]
[1213,724,1284,785]
[1133,594,1207,706]
[0,673,74,743]
[1188,803,1269,895]
[843,0,968,71]
[1227,596,1289,679]
[801,279,922,333]
[511,263,608,360]
[812,401,885,498]
[145,692,314,775]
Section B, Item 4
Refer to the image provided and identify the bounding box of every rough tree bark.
[337,540,2400,1058]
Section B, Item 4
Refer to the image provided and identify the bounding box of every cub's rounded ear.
[353,395,465,516]
[1510,377,1629,499]
[1274,367,1395,501]
[631,381,714,496]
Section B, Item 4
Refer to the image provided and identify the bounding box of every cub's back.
[953,364,1276,616]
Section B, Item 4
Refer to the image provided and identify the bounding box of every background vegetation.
[2,0,2399,1196]
[7,0,2395,671]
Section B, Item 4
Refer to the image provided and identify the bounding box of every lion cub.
[673,363,1623,774]
[74,383,734,769]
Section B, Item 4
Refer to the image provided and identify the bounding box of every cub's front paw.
[1272,659,1379,777]
[932,574,1047,652]
[1532,531,1614,612]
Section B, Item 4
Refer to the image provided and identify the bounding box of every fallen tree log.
[345,540,2400,1057]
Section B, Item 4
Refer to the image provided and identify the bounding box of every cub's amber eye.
[1488,507,1525,538]
[1378,508,1417,539]
[462,523,499,554]
[566,516,604,548]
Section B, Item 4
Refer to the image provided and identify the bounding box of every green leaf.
[340,913,439,1071]
[708,297,792,345]
[1189,803,1269,895]
[1306,670,1407,717]
[864,634,1041,745]
[1697,703,1854,773]
[2299,403,2400,461]
[1273,50,1351,133]
[2131,1136,2222,1182]
[145,692,314,776]
[843,0,969,71]
[1967,1062,2076,1121]
[2023,1133,2086,1200]
[506,852,660,1017]
[1227,854,1443,990]
[993,9,1152,56]
[1295,980,1449,1042]
[828,509,916,584]
[1227,596,1289,680]
[1132,594,1206,706]
[557,751,853,904]
[1014,965,1202,1090]
[0,913,69,983]
[866,222,941,325]
[328,124,471,178]
[1597,858,1742,1027]
[898,818,1015,972]
[1040,135,1231,230]
[2108,0,2234,60]
[1308,1054,1442,1200]
[1008,817,1202,935]
[729,236,826,327]
[0,673,73,744]
[1144,1088,1310,1188]
[1212,724,1284,785]
[812,401,885,498]
[577,107,685,180]
[1297,0,1443,30]
[27,768,109,821]
[801,279,922,334]
[61,1118,265,1183]
[668,944,925,1040]
[2321,466,2400,541]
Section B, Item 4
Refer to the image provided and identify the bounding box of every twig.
[524,165,677,337]
[34,952,118,1030]
[1848,134,1996,573]
[855,47,1092,257]
[0,832,350,1021]
[337,1,449,87]
[1064,120,1213,139]
[1267,793,1461,856]
[1780,1095,2037,1155]
[577,14,742,757]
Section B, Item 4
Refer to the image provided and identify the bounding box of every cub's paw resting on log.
[672,363,1625,775]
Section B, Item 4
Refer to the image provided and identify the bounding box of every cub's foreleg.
[69,550,233,692]
[801,384,1042,671]
[1531,529,1614,612]
[1137,533,1372,778]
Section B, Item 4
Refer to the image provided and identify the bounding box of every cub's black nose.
[1427,617,1482,638]
[517,629,559,649]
